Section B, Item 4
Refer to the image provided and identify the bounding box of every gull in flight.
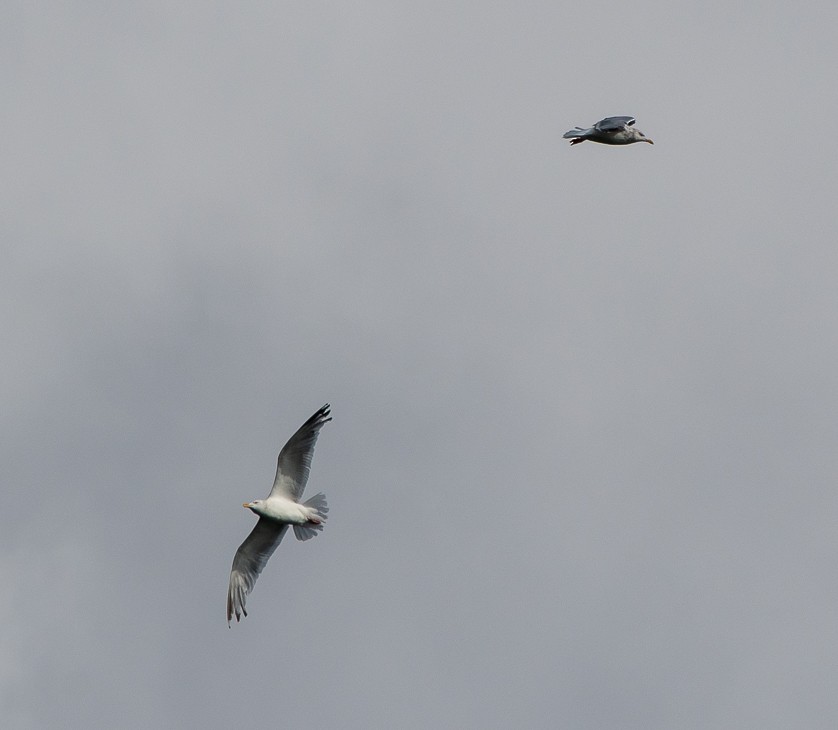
[227,404,332,625]
[563,116,654,146]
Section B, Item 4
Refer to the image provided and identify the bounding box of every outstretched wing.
[227,518,289,625]
[269,404,332,501]
[595,116,635,132]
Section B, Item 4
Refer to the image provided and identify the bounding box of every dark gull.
[563,116,653,146]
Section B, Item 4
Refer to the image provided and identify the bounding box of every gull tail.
[293,493,328,541]
[563,126,590,145]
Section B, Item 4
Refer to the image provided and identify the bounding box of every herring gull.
[563,116,653,146]
[227,404,332,625]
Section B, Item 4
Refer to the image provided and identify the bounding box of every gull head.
[243,500,265,515]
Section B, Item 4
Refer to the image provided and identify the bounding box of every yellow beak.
[242,502,251,508]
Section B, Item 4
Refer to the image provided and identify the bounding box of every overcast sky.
[3,2,838,728]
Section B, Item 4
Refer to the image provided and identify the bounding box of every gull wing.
[269,404,332,501]
[227,517,289,625]
[595,116,636,132]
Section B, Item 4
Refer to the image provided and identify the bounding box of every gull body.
[242,495,324,526]
[227,404,332,625]
[563,116,653,146]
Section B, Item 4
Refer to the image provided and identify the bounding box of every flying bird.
[563,116,653,146]
[227,404,332,625]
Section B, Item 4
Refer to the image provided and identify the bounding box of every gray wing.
[269,404,332,501]
[595,116,636,132]
[227,518,289,625]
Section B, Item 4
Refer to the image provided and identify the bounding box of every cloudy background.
[3,2,838,727]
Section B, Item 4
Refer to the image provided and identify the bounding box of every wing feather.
[595,116,636,132]
[226,518,288,624]
[269,404,332,501]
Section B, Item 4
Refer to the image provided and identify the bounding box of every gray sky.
[3,2,838,728]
